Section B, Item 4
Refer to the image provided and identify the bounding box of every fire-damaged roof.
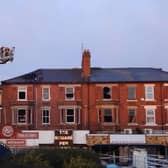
[2,67,168,84]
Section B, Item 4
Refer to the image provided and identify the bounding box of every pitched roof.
[90,68,168,83]
[2,67,168,84]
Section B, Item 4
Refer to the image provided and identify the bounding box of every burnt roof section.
[2,67,168,84]
[2,69,83,84]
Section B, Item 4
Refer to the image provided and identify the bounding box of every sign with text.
[16,132,39,139]
[7,139,26,147]
[55,130,72,146]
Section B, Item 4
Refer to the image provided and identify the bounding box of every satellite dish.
[0,46,15,64]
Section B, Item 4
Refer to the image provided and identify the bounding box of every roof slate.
[2,67,168,84]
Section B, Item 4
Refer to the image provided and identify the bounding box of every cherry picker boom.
[0,46,15,64]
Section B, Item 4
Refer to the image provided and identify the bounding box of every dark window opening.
[103,87,111,99]
[104,109,112,122]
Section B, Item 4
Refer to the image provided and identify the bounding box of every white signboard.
[73,130,89,144]
[110,134,146,144]
[23,130,55,144]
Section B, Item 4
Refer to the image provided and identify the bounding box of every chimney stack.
[81,49,91,79]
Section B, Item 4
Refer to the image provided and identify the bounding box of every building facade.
[1,50,168,135]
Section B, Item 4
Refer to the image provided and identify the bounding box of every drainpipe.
[35,86,38,129]
[160,83,164,133]
[87,82,90,130]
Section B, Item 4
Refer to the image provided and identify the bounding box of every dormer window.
[103,87,111,100]
[65,87,74,100]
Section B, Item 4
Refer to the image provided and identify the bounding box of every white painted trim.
[17,86,27,101]
[41,107,51,125]
[144,105,157,109]
[65,108,75,124]
[144,84,155,87]
[65,87,75,101]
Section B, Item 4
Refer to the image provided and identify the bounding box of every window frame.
[145,85,154,101]
[103,108,113,123]
[17,109,26,124]
[128,86,136,100]
[65,87,74,100]
[66,108,75,123]
[146,108,156,125]
[42,107,50,125]
[128,108,137,124]
[42,87,50,101]
[18,87,27,101]
[103,86,112,100]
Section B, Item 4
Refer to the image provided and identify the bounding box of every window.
[103,109,112,123]
[65,87,74,100]
[60,108,80,124]
[17,109,26,123]
[128,86,136,100]
[42,87,50,101]
[42,108,50,125]
[146,109,155,124]
[12,108,32,125]
[103,87,111,100]
[128,109,136,123]
[66,109,75,123]
[98,108,117,124]
[18,87,27,100]
[145,85,154,100]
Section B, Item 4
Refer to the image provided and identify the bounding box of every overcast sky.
[0,0,168,80]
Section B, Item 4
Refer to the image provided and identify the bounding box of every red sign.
[7,139,26,147]
[1,125,14,138]
[16,132,39,139]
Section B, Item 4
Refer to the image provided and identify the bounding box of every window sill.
[65,99,75,101]
[102,123,117,125]
[144,99,155,102]
[127,99,137,102]
[17,99,27,101]
[42,124,50,126]
[42,99,51,102]
[128,123,138,126]
[64,122,76,125]
[103,99,112,101]
[16,123,27,125]
[145,123,157,126]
